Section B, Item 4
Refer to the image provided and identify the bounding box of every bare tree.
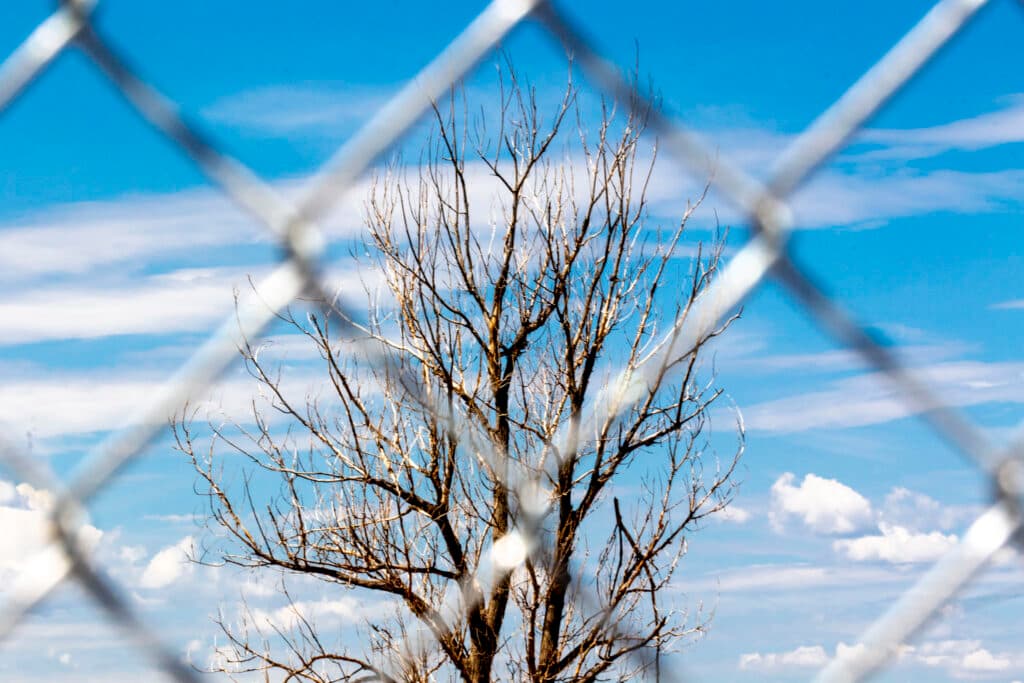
[175,62,742,683]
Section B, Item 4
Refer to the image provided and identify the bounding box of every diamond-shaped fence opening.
[0,0,1020,681]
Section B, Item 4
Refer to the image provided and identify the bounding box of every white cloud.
[740,642,917,673]
[770,472,873,535]
[118,545,148,564]
[0,158,494,293]
[745,361,1024,433]
[961,648,1011,672]
[0,193,257,284]
[691,563,909,594]
[0,481,104,597]
[649,153,1024,232]
[707,565,827,592]
[0,480,15,504]
[141,513,196,524]
[667,122,1024,230]
[768,474,965,564]
[791,168,1024,229]
[991,298,1024,310]
[0,234,378,349]
[880,487,971,533]
[139,536,195,589]
[909,639,1019,677]
[45,646,73,667]
[0,483,103,573]
[238,573,280,599]
[0,267,261,346]
[0,352,341,440]
[2,100,1021,304]
[717,505,751,523]
[247,596,369,633]
[0,178,369,288]
[740,637,1021,678]
[739,645,829,670]
[202,83,397,138]
[0,371,241,439]
[741,639,1019,678]
[721,334,973,377]
[833,522,958,564]
[859,94,1024,157]
[835,641,870,662]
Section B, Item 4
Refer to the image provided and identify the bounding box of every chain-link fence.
[0,0,1020,681]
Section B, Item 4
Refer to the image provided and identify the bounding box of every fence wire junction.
[0,0,1022,682]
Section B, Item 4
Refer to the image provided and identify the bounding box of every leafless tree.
[175,62,743,683]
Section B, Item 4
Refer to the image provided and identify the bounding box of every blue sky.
[1,0,1024,681]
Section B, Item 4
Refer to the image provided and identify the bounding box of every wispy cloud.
[743,360,1024,433]
[672,94,1024,229]
[789,168,1024,228]
[202,83,398,138]
[857,94,1024,160]
[0,193,262,283]
[990,298,1024,311]
[0,262,385,347]
[0,181,372,287]
[0,353,336,440]
[698,564,899,593]
[4,90,1023,301]
[0,268,252,345]
[718,331,974,377]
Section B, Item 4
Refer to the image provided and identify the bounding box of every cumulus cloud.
[879,487,972,533]
[46,646,73,668]
[769,472,873,534]
[739,642,906,672]
[139,536,195,589]
[961,648,1011,672]
[909,639,1018,677]
[118,545,148,564]
[0,483,104,571]
[768,473,969,565]
[741,639,1018,678]
[833,522,958,564]
[717,505,751,523]
[0,481,104,598]
[739,645,829,670]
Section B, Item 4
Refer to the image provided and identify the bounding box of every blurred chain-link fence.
[0,0,1021,681]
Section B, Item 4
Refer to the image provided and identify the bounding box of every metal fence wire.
[0,0,1021,681]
